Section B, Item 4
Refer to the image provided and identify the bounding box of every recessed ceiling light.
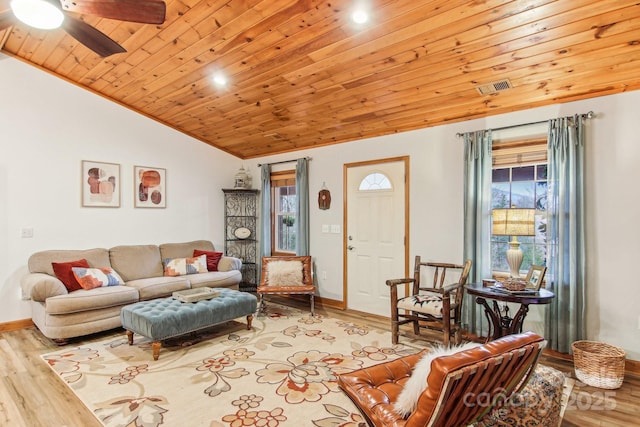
[351,9,369,24]
[212,72,227,87]
[10,0,64,30]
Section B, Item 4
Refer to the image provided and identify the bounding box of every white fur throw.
[393,341,481,417]
[266,260,303,286]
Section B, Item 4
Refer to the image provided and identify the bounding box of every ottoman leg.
[152,341,161,361]
[126,330,134,345]
[246,314,253,329]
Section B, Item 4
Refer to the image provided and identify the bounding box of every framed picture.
[525,265,547,290]
[81,160,120,207]
[134,166,166,208]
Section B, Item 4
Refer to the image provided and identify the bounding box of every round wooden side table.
[465,282,555,342]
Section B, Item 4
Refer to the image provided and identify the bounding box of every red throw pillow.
[193,250,223,271]
[52,259,90,292]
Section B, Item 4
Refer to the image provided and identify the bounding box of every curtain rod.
[257,156,311,167]
[455,111,595,138]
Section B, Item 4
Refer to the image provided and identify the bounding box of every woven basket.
[572,340,625,389]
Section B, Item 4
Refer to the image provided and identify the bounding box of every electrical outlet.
[21,227,34,238]
[322,271,327,280]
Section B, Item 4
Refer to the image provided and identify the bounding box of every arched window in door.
[358,172,392,191]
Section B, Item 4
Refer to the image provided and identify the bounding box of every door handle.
[347,245,355,251]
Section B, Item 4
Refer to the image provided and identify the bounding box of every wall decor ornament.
[81,160,120,207]
[234,165,252,189]
[318,182,331,210]
[134,166,166,208]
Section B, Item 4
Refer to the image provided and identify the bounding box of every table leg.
[510,303,530,334]
[126,330,134,345]
[475,297,503,342]
[152,341,161,361]
[246,314,253,329]
[493,300,514,335]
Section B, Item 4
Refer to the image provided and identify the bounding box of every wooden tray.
[172,287,220,303]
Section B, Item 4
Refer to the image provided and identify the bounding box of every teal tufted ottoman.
[121,288,257,360]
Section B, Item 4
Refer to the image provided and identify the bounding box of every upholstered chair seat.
[396,292,451,317]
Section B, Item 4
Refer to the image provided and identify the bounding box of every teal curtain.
[295,158,310,256]
[260,164,272,258]
[545,115,586,353]
[462,130,493,338]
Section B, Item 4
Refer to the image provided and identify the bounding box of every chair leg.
[391,320,399,344]
[412,315,420,336]
[443,320,451,348]
[454,329,462,345]
[310,294,315,317]
[258,294,266,315]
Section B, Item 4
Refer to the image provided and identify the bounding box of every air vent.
[476,79,513,95]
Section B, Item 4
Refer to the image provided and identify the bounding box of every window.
[491,138,550,275]
[271,171,296,255]
[359,172,392,190]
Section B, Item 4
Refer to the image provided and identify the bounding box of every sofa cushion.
[125,276,190,300]
[163,255,208,276]
[45,286,139,315]
[28,248,111,276]
[189,270,243,290]
[52,259,90,292]
[110,244,163,281]
[193,249,223,271]
[159,240,215,260]
[72,267,125,289]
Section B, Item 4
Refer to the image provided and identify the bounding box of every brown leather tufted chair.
[338,331,545,427]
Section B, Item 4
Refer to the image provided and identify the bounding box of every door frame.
[342,156,410,311]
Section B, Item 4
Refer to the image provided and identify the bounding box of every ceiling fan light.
[10,0,64,30]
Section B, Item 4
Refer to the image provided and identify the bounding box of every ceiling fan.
[0,0,166,57]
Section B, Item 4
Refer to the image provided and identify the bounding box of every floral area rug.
[41,304,423,427]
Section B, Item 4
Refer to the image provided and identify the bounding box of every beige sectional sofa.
[21,240,242,343]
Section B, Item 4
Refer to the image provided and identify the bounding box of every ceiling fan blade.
[0,10,14,30]
[59,0,166,24]
[62,14,126,57]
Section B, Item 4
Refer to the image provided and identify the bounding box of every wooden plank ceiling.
[1,0,639,159]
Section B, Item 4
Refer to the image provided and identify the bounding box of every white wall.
[0,55,243,323]
[2,54,639,360]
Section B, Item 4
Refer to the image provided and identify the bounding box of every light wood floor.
[1,299,638,427]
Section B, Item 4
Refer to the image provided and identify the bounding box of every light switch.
[321,224,330,233]
[330,224,340,233]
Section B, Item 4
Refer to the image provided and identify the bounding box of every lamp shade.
[492,208,535,236]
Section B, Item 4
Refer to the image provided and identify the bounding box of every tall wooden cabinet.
[223,189,259,292]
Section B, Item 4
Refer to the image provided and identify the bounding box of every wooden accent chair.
[257,256,315,316]
[386,257,472,347]
[338,331,550,427]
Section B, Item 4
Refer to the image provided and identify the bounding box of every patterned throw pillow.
[193,249,223,271]
[52,259,90,292]
[163,255,208,276]
[71,267,125,290]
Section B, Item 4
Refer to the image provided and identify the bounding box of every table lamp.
[492,206,536,278]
